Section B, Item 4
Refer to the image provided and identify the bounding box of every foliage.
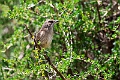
[0,0,120,80]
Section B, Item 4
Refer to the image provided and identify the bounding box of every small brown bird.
[35,19,58,49]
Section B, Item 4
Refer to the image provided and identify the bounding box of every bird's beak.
[54,20,59,23]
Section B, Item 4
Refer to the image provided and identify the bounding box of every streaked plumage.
[35,19,58,48]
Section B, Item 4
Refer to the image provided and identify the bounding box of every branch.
[2,67,14,71]
[60,0,64,4]
[25,24,41,49]
[28,0,58,13]
[43,53,66,80]
[27,0,46,11]
[49,3,58,13]
[96,1,102,27]
[105,11,120,21]
[25,24,33,38]
[24,24,66,80]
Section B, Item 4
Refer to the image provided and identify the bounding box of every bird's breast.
[46,32,53,48]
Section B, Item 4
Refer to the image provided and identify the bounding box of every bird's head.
[42,19,58,29]
[46,19,59,23]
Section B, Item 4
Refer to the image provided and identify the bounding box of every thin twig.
[28,0,46,11]
[25,24,41,49]
[60,0,64,4]
[105,11,120,21]
[28,0,58,13]
[96,1,102,27]
[1,66,4,80]
[49,3,58,13]
[43,54,66,80]
[2,67,14,71]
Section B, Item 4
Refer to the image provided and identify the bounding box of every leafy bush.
[0,0,120,80]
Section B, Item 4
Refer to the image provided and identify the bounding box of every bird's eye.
[48,21,53,23]
[44,25,48,28]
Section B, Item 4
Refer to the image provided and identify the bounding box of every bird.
[35,19,58,49]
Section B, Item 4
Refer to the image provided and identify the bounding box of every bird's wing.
[36,30,47,44]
